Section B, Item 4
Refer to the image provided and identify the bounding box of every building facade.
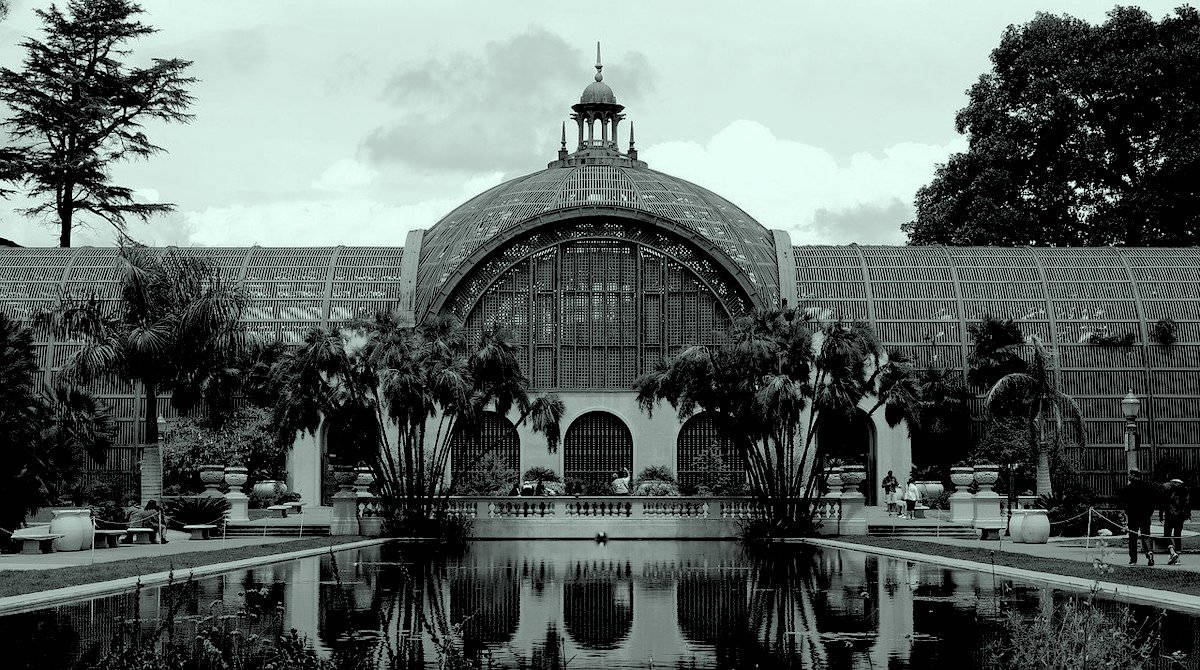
[3,55,1200,502]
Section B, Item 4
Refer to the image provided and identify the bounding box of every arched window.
[817,409,877,504]
[450,412,520,491]
[450,564,520,654]
[677,413,747,493]
[459,233,734,390]
[563,412,632,491]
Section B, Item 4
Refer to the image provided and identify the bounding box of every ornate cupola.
[548,43,647,168]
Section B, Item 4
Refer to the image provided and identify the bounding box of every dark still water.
[4,540,1198,669]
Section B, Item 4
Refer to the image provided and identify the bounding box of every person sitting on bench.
[127,500,168,544]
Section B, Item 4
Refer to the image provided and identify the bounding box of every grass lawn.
[0,536,370,599]
[834,536,1200,598]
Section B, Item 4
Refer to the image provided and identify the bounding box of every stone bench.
[94,529,126,548]
[287,502,304,515]
[125,527,157,544]
[184,524,217,540]
[913,505,929,519]
[976,522,1005,541]
[266,504,291,518]
[13,533,64,555]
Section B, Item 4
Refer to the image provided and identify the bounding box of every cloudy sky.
[0,1,1187,248]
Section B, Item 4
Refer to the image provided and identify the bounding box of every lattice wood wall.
[0,246,404,494]
[794,245,1200,497]
[676,413,748,489]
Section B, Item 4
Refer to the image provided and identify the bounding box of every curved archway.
[450,563,520,654]
[449,411,520,492]
[677,412,747,493]
[563,562,634,650]
[563,412,633,492]
[454,227,736,389]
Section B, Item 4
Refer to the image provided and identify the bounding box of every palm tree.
[983,339,1084,497]
[0,313,114,536]
[636,306,919,528]
[271,311,563,535]
[38,245,249,444]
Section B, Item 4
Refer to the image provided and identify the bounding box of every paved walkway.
[0,530,295,571]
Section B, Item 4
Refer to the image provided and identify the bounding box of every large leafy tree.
[0,0,194,247]
[0,313,114,537]
[39,245,248,446]
[904,6,1200,246]
[270,312,564,536]
[635,307,919,528]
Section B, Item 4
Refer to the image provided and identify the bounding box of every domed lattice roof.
[415,164,780,317]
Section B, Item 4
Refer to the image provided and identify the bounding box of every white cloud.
[311,158,378,193]
[642,120,965,244]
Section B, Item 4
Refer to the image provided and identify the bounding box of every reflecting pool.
[4,540,1198,669]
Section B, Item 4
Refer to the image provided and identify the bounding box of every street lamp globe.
[1121,390,1140,420]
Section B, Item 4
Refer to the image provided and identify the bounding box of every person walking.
[1162,474,1191,565]
[1119,468,1158,565]
[902,478,920,520]
[882,471,899,516]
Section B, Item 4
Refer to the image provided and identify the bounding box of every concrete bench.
[913,505,929,519]
[184,524,217,540]
[125,527,157,544]
[13,533,64,555]
[287,502,304,515]
[977,523,1005,541]
[266,504,291,518]
[94,529,126,548]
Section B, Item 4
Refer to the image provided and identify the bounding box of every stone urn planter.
[334,465,357,494]
[973,464,1000,493]
[915,480,944,499]
[253,480,284,500]
[224,466,248,491]
[839,464,866,495]
[50,508,94,551]
[354,466,375,495]
[825,466,844,495]
[199,464,225,496]
[949,466,974,491]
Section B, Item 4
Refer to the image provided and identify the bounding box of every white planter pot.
[1020,509,1051,544]
[950,467,974,488]
[50,508,94,551]
[253,480,282,499]
[224,466,248,489]
[1009,509,1029,542]
[916,481,944,499]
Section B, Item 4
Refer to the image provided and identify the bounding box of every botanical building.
[2,55,1199,503]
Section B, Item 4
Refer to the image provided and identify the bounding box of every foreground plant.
[635,307,919,531]
[271,312,563,538]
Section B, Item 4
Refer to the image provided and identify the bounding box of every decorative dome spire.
[549,43,645,169]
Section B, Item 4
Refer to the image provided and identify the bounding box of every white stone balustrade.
[332,495,859,539]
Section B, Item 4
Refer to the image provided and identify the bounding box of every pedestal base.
[972,490,1004,532]
[331,491,359,536]
[950,492,974,525]
[225,491,250,523]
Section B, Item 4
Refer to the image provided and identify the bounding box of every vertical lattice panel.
[676,413,746,489]
[449,412,520,483]
[563,412,633,488]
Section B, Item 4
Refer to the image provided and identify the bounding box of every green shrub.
[634,480,680,496]
[636,465,676,484]
[457,453,518,495]
[162,496,231,527]
[162,407,286,494]
[925,490,951,510]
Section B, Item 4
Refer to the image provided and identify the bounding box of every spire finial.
[561,121,566,149]
[594,42,603,82]
[629,123,635,148]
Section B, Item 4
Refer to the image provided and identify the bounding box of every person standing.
[612,468,631,495]
[1119,468,1158,565]
[882,471,900,516]
[903,478,920,520]
[1162,474,1191,565]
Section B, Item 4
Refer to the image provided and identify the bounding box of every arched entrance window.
[677,413,747,493]
[563,412,632,492]
[450,411,520,492]
[817,410,877,504]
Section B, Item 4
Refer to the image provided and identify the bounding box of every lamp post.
[1122,390,1141,473]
